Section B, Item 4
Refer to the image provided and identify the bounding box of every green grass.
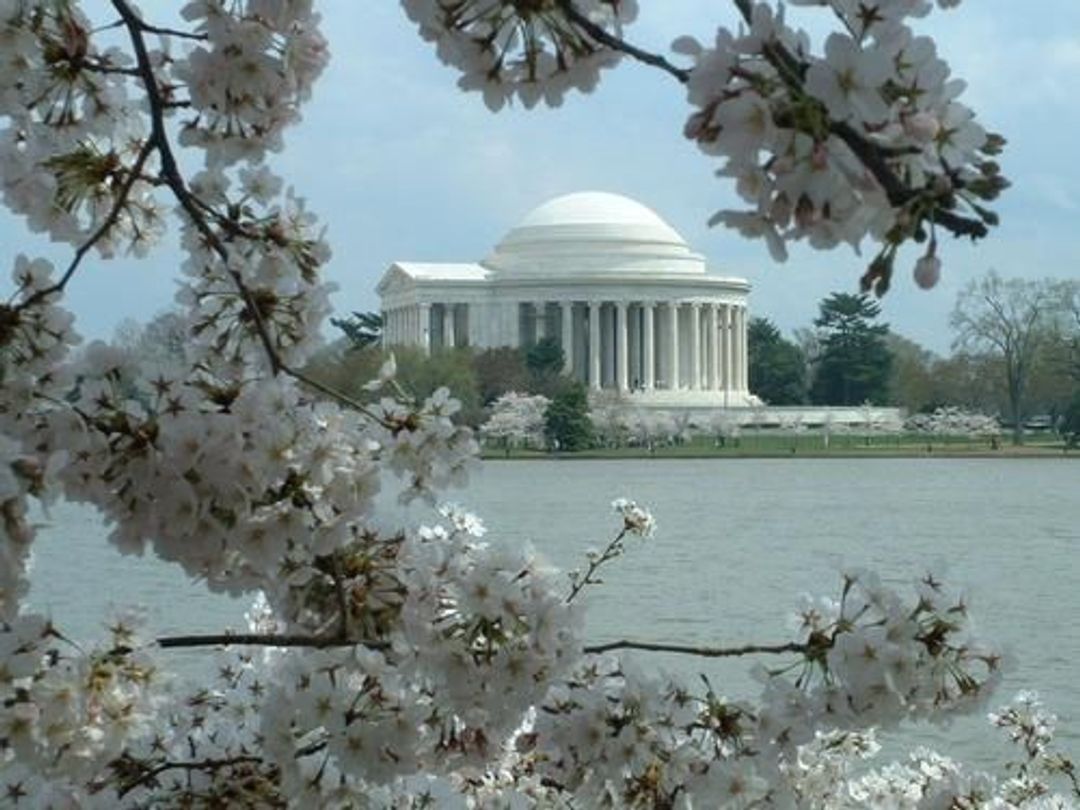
[480,434,1073,460]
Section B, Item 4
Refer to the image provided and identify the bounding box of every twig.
[138,21,208,41]
[15,138,156,312]
[583,639,807,658]
[565,527,627,604]
[557,1,690,83]
[156,632,389,650]
[118,754,264,798]
[330,550,351,639]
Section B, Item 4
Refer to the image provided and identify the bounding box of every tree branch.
[156,632,389,650]
[557,1,690,84]
[566,527,628,604]
[111,0,395,429]
[583,638,808,658]
[118,754,264,798]
[15,138,156,312]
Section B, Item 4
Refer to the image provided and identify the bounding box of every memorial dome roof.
[484,191,705,277]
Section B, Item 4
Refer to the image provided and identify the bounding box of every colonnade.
[383,298,749,395]
[560,300,748,394]
[383,302,465,352]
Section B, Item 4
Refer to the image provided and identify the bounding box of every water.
[26,458,1080,766]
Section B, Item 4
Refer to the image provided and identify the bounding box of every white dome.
[515,192,685,240]
[484,191,705,277]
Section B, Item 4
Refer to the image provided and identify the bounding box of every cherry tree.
[905,405,1001,448]
[1,1,1076,807]
[480,391,550,452]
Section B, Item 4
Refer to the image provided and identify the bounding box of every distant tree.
[331,311,383,349]
[544,382,593,451]
[1062,391,1080,449]
[1063,282,1080,382]
[525,337,565,393]
[304,343,384,401]
[112,310,188,367]
[886,333,938,412]
[394,347,483,426]
[809,293,892,406]
[924,351,1004,415]
[480,392,550,454]
[747,317,806,405]
[950,272,1063,444]
[589,392,631,448]
[472,347,530,405]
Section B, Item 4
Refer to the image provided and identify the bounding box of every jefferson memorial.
[377,191,755,407]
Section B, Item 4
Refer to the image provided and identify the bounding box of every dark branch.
[111,0,394,428]
[558,1,690,84]
[118,754,264,798]
[157,632,390,650]
[583,638,808,658]
[733,0,992,244]
[16,139,155,312]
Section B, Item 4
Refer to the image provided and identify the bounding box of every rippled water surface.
[29,458,1080,763]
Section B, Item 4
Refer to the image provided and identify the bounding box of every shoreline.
[480,444,1076,461]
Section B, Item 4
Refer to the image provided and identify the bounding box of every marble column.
[534,302,546,342]
[419,303,431,354]
[739,306,748,392]
[722,304,733,396]
[442,304,454,349]
[602,305,615,387]
[561,301,573,375]
[668,301,680,390]
[689,303,701,390]
[707,304,720,390]
[508,301,521,348]
[588,300,601,390]
[643,302,655,390]
[616,301,629,392]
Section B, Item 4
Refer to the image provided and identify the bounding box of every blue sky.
[3,1,1079,354]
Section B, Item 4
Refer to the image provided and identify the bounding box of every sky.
[3,1,1080,354]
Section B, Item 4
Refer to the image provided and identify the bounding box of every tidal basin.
[28,457,1080,765]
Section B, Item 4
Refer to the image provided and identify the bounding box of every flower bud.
[914,254,941,289]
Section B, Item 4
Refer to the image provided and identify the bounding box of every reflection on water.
[28,458,1080,763]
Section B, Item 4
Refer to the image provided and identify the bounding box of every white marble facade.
[377,192,755,407]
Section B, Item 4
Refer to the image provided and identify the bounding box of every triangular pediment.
[375,263,415,296]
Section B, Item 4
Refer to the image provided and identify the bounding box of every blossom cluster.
[401,0,638,110]
[399,0,1008,291]
[0,1,1070,808]
[905,405,1001,438]
[680,0,1005,291]
[479,390,551,450]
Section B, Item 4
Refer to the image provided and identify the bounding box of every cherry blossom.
[0,2,1070,808]
[401,0,638,110]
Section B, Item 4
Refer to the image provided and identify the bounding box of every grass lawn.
[480,434,1074,460]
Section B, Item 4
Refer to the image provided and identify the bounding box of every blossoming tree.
[1,0,1076,807]
[480,391,550,452]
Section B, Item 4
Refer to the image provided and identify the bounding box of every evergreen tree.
[747,317,806,405]
[331,311,383,349]
[809,293,893,406]
[525,337,565,389]
[543,382,593,451]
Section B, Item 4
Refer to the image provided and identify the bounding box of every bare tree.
[1059,280,1080,383]
[950,272,1062,444]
